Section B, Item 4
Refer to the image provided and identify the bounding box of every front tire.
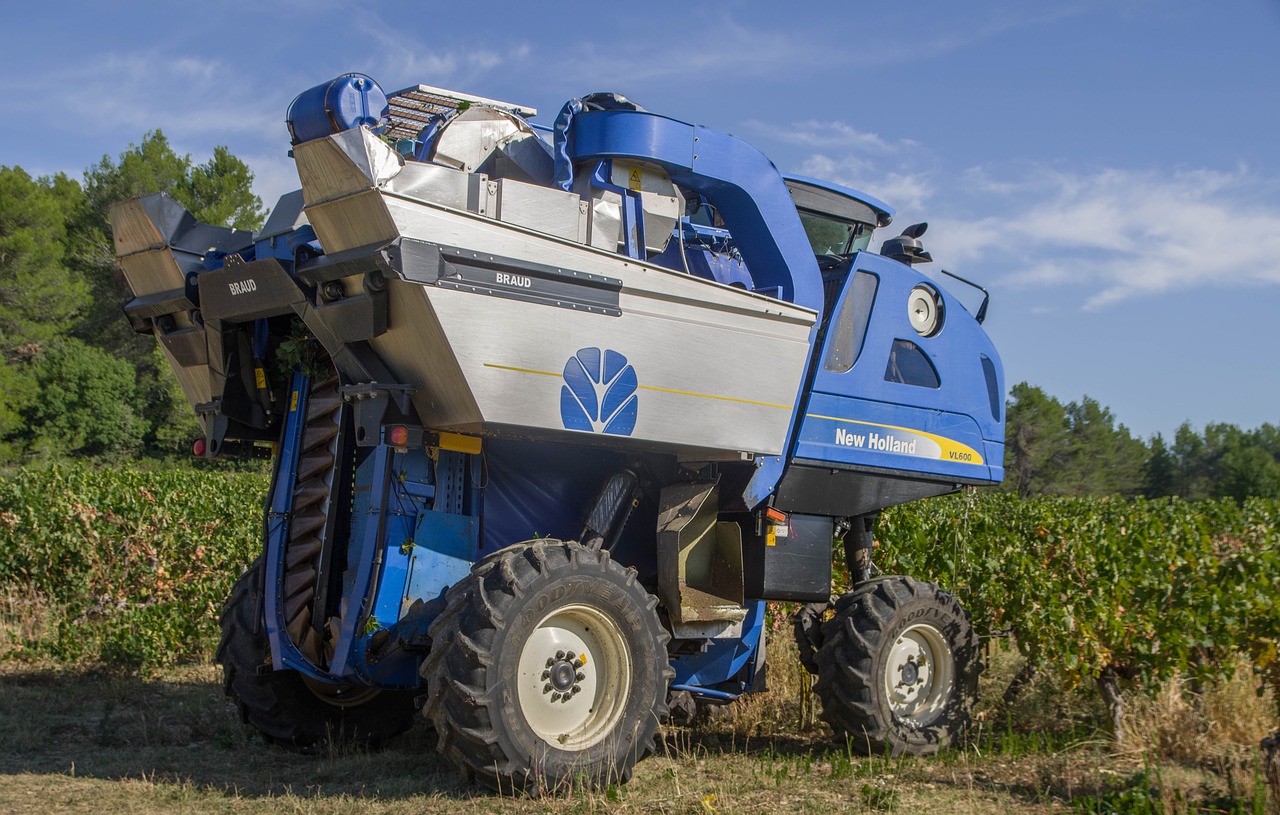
[216,559,417,749]
[814,576,979,756]
[421,540,672,792]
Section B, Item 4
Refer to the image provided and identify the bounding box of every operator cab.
[783,176,895,320]
[784,176,894,258]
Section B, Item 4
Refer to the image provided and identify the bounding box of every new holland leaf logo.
[560,348,638,436]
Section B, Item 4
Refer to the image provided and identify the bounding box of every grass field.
[1,643,1274,814]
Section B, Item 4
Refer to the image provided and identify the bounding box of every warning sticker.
[628,166,642,192]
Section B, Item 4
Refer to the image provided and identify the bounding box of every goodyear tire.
[421,540,672,792]
[814,576,979,756]
[216,559,417,749]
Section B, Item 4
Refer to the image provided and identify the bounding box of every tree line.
[1004,382,1280,501]
[0,133,263,460]
[0,136,1275,500]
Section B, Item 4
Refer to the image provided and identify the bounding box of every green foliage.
[0,463,267,671]
[83,131,265,230]
[184,145,267,230]
[1152,422,1280,501]
[0,166,90,347]
[1006,383,1278,501]
[879,492,1280,693]
[1004,383,1148,498]
[0,133,264,462]
[18,338,144,459]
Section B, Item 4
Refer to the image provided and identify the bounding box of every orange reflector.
[389,425,409,446]
[192,438,206,457]
[764,507,788,525]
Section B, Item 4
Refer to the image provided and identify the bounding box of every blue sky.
[2,0,1278,440]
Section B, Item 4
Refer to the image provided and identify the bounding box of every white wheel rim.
[516,603,632,751]
[883,623,954,723]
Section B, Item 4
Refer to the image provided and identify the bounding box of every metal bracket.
[340,383,416,446]
[194,399,229,456]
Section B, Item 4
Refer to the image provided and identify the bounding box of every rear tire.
[814,576,979,756]
[421,540,672,792]
[216,559,417,749]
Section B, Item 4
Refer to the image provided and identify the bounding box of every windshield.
[798,211,873,255]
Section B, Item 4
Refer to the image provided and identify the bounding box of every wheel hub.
[542,651,586,700]
[900,656,921,687]
[516,604,631,750]
[883,623,954,723]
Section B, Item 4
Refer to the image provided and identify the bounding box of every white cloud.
[349,13,531,89]
[929,165,1280,309]
[796,153,935,214]
[745,120,913,153]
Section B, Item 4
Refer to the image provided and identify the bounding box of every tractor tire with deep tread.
[421,540,673,793]
[813,575,980,756]
[216,559,418,750]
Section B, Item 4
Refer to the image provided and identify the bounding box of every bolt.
[575,671,585,682]
[541,670,550,680]
[551,691,562,702]
[544,683,553,694]
[556,650,565,661]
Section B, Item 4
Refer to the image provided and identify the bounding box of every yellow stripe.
[484,363,561,378]
[482,362,982,462]
[483,363,791,409]
[636,384,790,410]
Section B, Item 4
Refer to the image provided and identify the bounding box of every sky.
[1,0,1277,440]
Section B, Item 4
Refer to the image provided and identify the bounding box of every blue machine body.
[187,77,1004,704]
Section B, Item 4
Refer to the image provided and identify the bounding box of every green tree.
[75,132,264,454]
[1004,383,1149,497]
[1062,397,1147,496]
[1218,444,1280,501]
[1004,383,1070,497]
[185,145,266,229]
[83,131,264,229]
[0,167,89,346]
[1144,433,1176,497]
[21,337,143,458]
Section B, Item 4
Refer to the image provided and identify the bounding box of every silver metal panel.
[294,128,403,207]
[376,195,813,457]
[488,179,589,244]
[384,163,487,214]
[432,107,540,175]
[292,128,816,458]
[575,168,682,255]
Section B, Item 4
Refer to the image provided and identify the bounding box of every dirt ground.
[0,660,1274,815]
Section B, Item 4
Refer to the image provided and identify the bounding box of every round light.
[908,285,943,336]
[389,425,409,446]
[192,438,207,457]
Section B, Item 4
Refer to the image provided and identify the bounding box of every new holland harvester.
[112,73,1005,790]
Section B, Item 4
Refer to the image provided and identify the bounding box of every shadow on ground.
[0,664,469,801]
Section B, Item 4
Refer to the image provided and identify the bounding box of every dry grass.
[0,623,1275,813]
[0,585,54,656]
[1122,658,1279,763]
